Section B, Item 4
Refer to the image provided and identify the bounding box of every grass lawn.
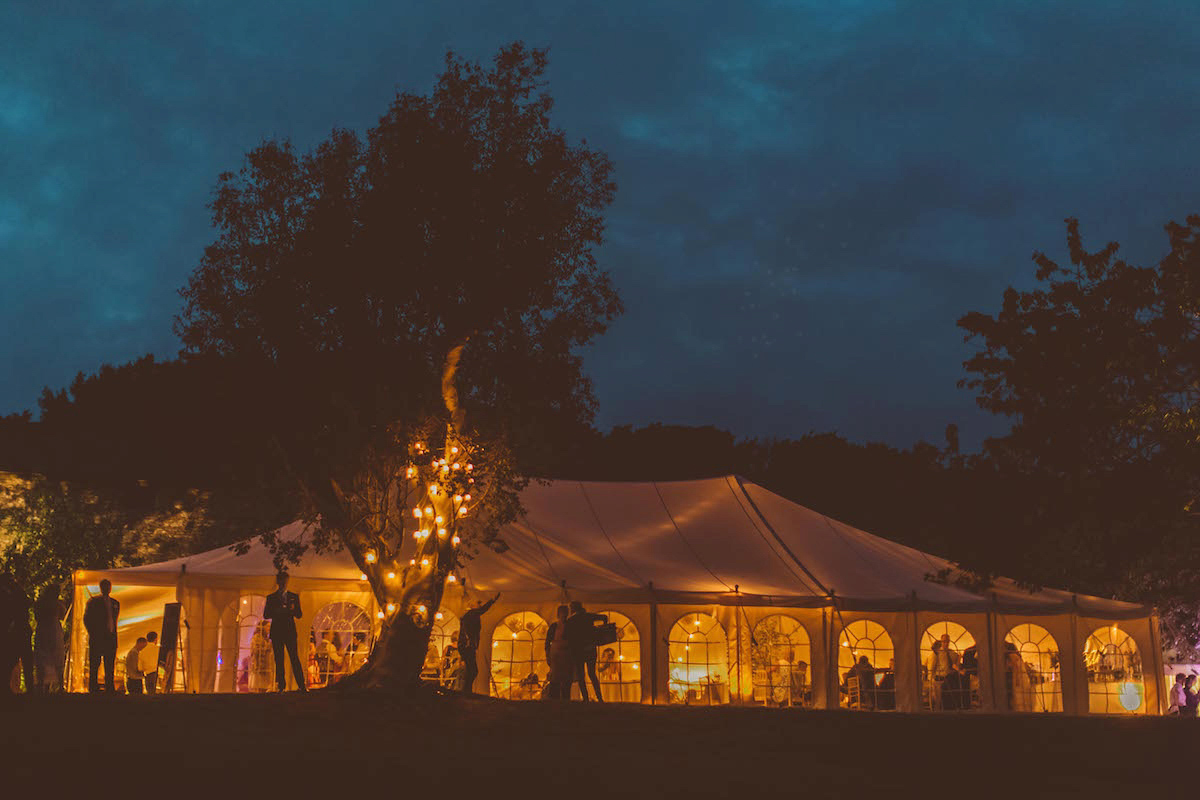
[1,691,1191,796]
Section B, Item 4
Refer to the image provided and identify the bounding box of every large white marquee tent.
[71,476,1163,713]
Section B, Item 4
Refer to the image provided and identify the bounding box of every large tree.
[959,216,1200,650]
[175,43,621,686]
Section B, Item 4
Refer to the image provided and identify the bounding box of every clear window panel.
[838,620,895,710]
[668,613,729,705]
[920,621,978,710]
[750,615,811,708]
[490,611,549,700]
[310,602,374,689]
[1085,625,1144,714]
[1004,623,1062,712]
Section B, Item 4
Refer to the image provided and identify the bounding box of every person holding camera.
[565,601,607,702]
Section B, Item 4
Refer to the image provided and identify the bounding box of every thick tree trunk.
[337,339,473,691]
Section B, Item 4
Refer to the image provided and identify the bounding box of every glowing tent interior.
[70,476,1163,713]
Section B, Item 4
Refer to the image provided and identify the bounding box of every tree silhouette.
[174,43,621,686]
[959,216,1200,651]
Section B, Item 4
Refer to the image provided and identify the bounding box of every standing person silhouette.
[456,592,500,695]
[565,601,606,702]
[83,579,120,692]
[263,572,306,692]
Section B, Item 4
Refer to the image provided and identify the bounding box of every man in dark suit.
[263,572,306,692]
[82,579,119,692]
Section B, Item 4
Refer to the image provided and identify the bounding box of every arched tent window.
[751,615,811,708]
[490,611,549,700]
[838,619,895,710]
[1004,624,1062,713]
[668,613,729,705]
[1085,625,1144,714]
[311,602,373,689]
[215,594,270,693]
[594,611,641,703]
[421,607,461,688]
[920,621,977,710]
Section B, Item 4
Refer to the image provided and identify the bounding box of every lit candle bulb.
[451,536,461,546]
[413,508,423,518]
[447,574,457,583]
[421,558,429,567]
[438,528,447,537]
[376,611,385,620]
[409,558,416,566]
[387,571,396,580]
[435,516,443,525]
[416,605,427,614]
[386,603,396,613]
[425,507,433,515]
[435,611,444,620]
[359,573,368,581]
[365,552,377,564]
[450,446,459,454]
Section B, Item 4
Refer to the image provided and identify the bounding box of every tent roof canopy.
[83,476,1150,618]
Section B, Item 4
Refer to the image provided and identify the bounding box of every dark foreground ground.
[0,691,1191,797]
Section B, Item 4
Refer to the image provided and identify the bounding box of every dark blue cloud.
[3,1,1199,450]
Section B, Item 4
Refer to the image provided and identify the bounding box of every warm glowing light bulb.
[416,605,427,614]
[466,464,473,471]
[435,611,444,621]
[365,552,377,563]
[242,598,248,605]
[452,462,460,470]
[676,657,683,662]
[376,611,385,620]
[452,535,461,546]
[492,641,498,648]
[618,654,624,661]
[386,603,396,613]
[421,558,430,567]
[447,574,457,583]
[511,632,517,638]
[450,446,459,454]
[632,664,639,670]
[387,571,396,580]
[425,506,433,515]
[413,508,423,518]
[458,507,468,516]
[464,493,471,501]
[454,494,462,503]
[429,483,438,494]
[434,516,442,525]
[438,528,447,537]
[693,618,700,626]
[359,573,368,581]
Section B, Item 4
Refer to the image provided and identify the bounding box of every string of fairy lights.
[359,440,476,626]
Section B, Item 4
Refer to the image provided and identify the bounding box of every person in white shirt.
[1169,673,1188,714]
[125,637,147,694]
[139,631,160,695]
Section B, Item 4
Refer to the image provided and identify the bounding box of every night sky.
[4,2,1199,450]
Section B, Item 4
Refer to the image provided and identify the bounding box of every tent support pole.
[734,586,742,705]
[910,595,921,713]
[1150,613,1166,715]
[648,582,657,706]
